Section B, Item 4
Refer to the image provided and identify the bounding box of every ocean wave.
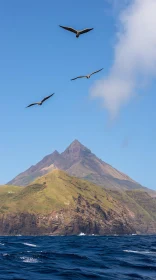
[0,243,4,246]
[123,250,155,254]
[0,236,156,279]
[2,253,9,256]
[23,243,37,247]
[20,256,39,263]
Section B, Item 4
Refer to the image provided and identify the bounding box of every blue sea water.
[0,235,156,280]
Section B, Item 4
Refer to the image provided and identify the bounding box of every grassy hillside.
[0,170,115,215]
[126,190,156,220]
[0,185,21,212]
[108,189,153,221]
[1,170,156,235]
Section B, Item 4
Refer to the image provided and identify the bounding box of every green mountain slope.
[2,170,113,214]
[1,170,156,235]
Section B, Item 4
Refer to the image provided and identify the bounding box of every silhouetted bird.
[59,25,94,38]
[71,68,103,81]
[26,93,54,108]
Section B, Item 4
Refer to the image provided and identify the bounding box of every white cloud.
[91,0,156,118]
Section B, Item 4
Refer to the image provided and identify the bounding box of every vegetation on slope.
[107,190,153,221]
[1,170,156,235]
[0,170,115,215]
[126,190,156,220]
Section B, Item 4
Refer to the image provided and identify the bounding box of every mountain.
[8,150,61,187]
[8,140,155,195]
[1,170,156,235]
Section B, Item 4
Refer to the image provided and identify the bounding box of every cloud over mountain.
[91,0,156,118]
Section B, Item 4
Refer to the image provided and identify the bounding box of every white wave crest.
[20,257,39,263]
[23,242,37,247]
[124,250,155,254]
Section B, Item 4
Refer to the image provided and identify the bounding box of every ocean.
[0,235,156,280]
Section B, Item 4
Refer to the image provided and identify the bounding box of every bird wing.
[26,103,38,108]
[59,25,77,34]
[41,93,54,103]
[71,76,87,81]
[79,28,94,35]
[90,68,103,76]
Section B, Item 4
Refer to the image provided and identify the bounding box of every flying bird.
[59,25,94,38]
[26,93,54,108]
[71,68,103,81]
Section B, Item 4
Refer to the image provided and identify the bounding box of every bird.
[26,93,55,108]
[71,68,103,81]
[59,25,94,38]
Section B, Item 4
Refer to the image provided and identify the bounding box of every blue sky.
[0,0,156,190]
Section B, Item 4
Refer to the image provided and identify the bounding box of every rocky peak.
[61,139,91,163]
[52,150,60,157]
[8,139,154,197]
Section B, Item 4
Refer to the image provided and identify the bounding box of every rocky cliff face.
[8,140,155,196]
[0,196,155,236]
[0,210,135,236]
